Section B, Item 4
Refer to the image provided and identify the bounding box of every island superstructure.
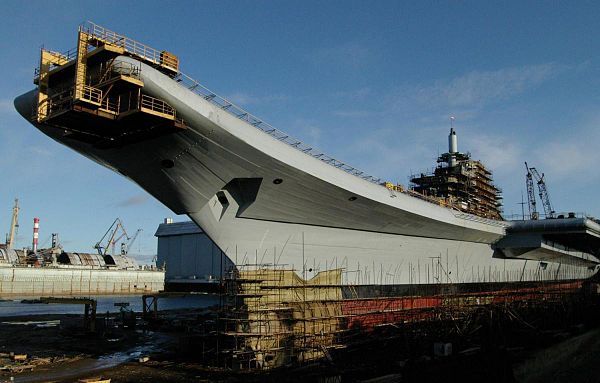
[11,22,600,367]
[410,127,503,220]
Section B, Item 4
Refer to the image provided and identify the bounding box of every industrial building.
[155,219,232,292]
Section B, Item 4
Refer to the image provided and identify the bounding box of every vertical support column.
[37,50,54,122]
[90,300,97,333]
[73,30,89,102]
[142,295,148,317]
[84,303,90,330]
[36,50,69,122]
[37,51,50,121]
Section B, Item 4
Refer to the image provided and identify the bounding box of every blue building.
[155,220,232,291]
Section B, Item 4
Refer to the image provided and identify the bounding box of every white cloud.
[339,126,442,183]
[532,118,600,182]
[393,63,566,112]
[227,91,287,106]
[116,194,150,207]
[464,133,523,177]
[286,118,324,148]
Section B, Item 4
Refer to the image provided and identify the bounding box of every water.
[0,294,220,317]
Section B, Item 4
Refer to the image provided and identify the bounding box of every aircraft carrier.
[12,22,600,368]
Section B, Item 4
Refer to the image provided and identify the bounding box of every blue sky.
[1,1,599,261]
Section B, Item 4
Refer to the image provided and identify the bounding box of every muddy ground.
[2,311,600,383]
[0,311,218,383]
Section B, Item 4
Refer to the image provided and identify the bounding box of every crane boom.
[529,168,555,218]
[123,229,142,255]
[111,226,129,255]
[6,199,20,249]
[524,163,538,220]
[525,162,555,219]
[94,218,130,256]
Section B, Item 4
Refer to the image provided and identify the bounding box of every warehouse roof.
[155,221,204,237]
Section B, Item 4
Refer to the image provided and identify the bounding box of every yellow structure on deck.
[33,22,185,147]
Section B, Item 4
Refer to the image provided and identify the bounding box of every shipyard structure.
[409,128,502,220]
[0,206,164,296]
[13,22,600,369]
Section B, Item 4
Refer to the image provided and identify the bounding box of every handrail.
[171,71,514,227]
[78,84,102,104]
[172,71,383,184]
[99,97,118,113]
[34,88,74,120]
[111,60,141,79]
[170,71,514,228]
[140,94,176,117]
[504,212,593,221]
[451,211,509,228]
[33,47,77,81]
[81,22,177,71]
[32,21,378,184]
[33,22,513,227]
[92,60,142,86]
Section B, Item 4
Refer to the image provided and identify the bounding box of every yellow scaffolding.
[33,22,186,144]
[37,49,70,122]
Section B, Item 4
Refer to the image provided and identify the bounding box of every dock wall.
[0,266,164,296]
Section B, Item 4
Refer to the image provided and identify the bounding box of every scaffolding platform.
[32,22,186,147]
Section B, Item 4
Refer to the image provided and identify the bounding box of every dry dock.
[1,291,599,383]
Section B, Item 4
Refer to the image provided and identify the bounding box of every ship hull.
[219,267,590,369]
[338,279,585,329]
[13,57,598,286]
[189,202,594,284]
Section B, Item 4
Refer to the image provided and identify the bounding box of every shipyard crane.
[111,228,130,255]
[525,163,538,220]
[525,162,555,219]
[5,199,19,249]
[121,228,142,255]
[94,218,129,256]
